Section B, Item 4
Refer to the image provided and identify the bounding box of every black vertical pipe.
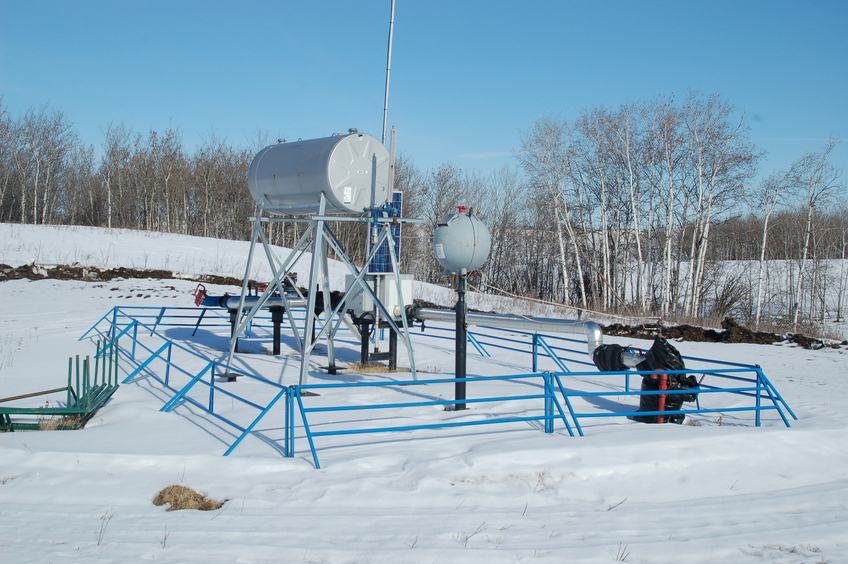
[270,307,284,355]
[359,321,371,365]
[389,325,398,370]
[455,274,467,410]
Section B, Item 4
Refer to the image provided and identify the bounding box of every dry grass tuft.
[153,485,225,511]
[345,361,409,374]
[37,415,82,430]
[37,417,61,431]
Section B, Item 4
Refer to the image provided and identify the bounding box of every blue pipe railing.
[80,306,797,468]
[289,372,574,468]
[555,366,796,435]
[80,307,293,456]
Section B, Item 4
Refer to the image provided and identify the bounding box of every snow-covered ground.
[1,223,847,563]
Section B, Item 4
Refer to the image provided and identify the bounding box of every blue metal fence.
[553,366,796,435]
[81,305,798,468]
[290,372,575,468]
[81,307,294,456]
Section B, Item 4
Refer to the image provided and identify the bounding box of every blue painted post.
[164,343,173,386]
[209,362,216,413]
[110,307,118,341]
[113,339,119,387]
[131,322,138,361]
[285,388,294,457]
[544,372,553,433]
[755,370,762,427]
[294,389,321,469]
[532,334,538,373]
[153,307,166,333]
[192,308,207,336]
[553,373,584,437]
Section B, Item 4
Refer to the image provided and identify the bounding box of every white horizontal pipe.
[410,307,603,356]
[219,296,307,310]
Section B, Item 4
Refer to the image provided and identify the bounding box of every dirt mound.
[153,485,226,511]
[192,273,245,286]
[0,263,246,287]
[602,317,832,350]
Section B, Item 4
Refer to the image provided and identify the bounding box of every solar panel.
[368,191,403,274]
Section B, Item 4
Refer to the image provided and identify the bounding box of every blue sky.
[1,0,846,183]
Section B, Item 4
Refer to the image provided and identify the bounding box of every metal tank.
[248,132,391,215]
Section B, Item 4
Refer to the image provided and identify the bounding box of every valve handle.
[192,284,207,306]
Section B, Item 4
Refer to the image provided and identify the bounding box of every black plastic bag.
[634,338,696,424]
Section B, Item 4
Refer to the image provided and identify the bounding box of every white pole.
[381,0,396,145]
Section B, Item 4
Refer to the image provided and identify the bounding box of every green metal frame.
[0,340,120,432]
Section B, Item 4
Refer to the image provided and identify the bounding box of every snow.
[1,223,847,563]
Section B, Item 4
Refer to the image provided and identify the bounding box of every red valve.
[192,284,207,306]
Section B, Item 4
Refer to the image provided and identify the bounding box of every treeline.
[397,91,846,331]
[1,94,845,331]
[0,101,256,240]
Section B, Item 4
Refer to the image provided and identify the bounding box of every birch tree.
[0,99,15,220]
[791,139,843,329]
[99,123,134,229]
[752,164,800,327]
[571,109,618,309]
[10,105,78,224]
[518,116,587,306]
[609,104,648,310]
[681,92,760,316]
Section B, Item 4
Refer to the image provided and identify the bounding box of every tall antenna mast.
[381,0,396,145]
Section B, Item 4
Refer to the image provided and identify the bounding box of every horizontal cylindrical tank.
[248,132,390,215]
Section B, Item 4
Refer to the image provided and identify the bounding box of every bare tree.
[752,162,801,327]
[680,91,760,316]
[476,165,527,295]
[518,116,587,306]
[99,123,135,229]
[791,139,844,329]
[609,104,649,310]
[0,99,16,220]
[570,108,619,310]
[10,104,79,224]
[648,98,687,316]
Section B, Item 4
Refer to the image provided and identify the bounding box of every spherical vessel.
[432,210,491,275]
[248,133,390,215]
